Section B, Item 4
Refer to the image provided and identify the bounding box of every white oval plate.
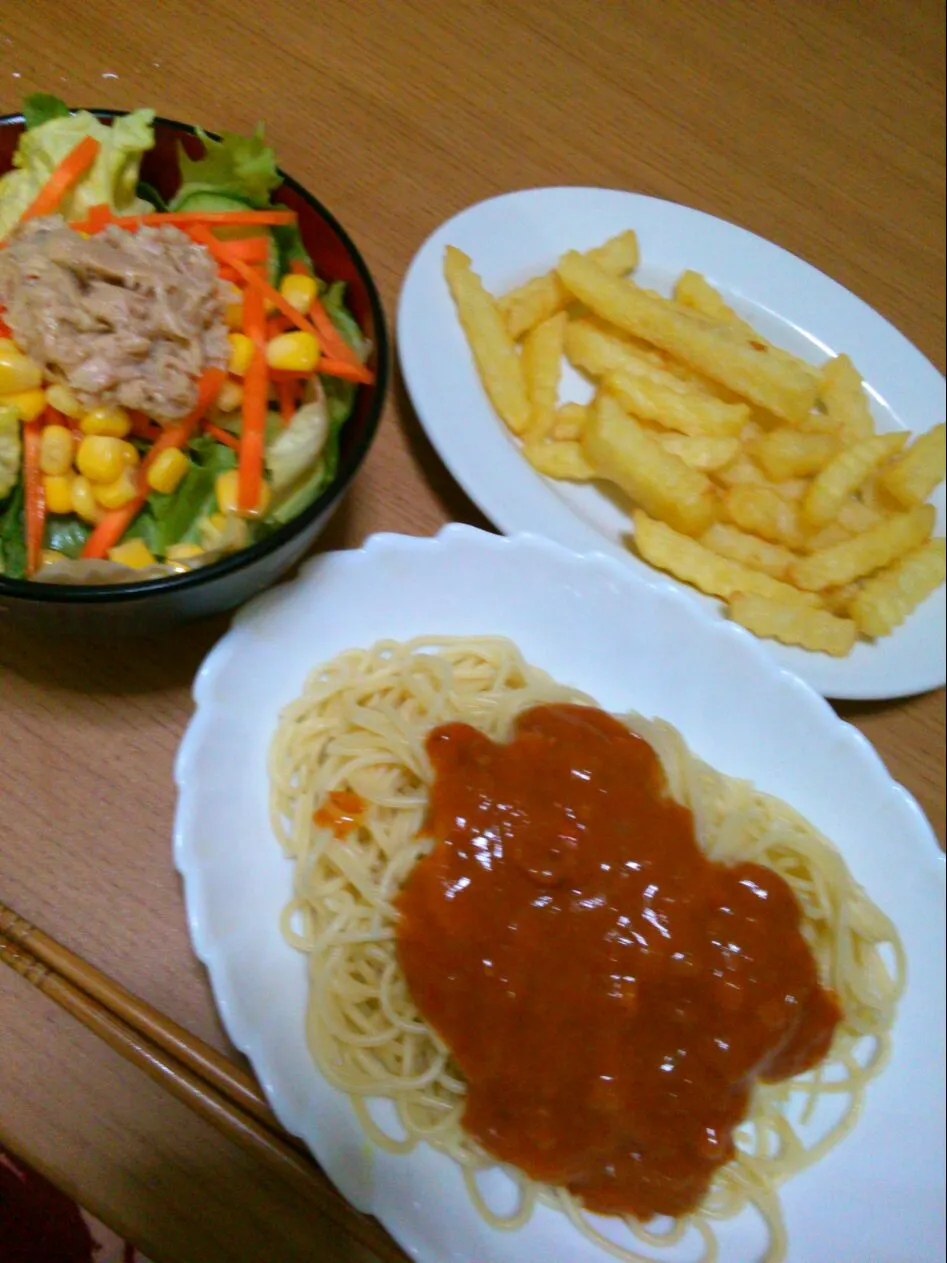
[397,187,946,701]
[174,526,945,1263]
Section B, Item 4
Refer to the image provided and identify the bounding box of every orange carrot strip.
[128,409,162,441]
[19,136,101,225]
[0,314,12,339]
[214,235,270,263]
[82,210,296,232]
[23,419,45,576]
[204,422,240,451]
[81,367,225,559]
[318,356,376,384]
[276,378,297,425]
[305,292,374,381]
[238,286,268,513]
[266,314,292,339]
[289,259,310,276]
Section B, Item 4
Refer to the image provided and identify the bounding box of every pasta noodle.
[269,637,903,1262]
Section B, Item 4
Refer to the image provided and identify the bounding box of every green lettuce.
[171,125,281,210]
[0,105,155,238]
[0,479,26,579]
[126,435,236,555]
[22,93,71,130]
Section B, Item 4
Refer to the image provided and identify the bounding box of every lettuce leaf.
[0,479,26,578]
[321,280,371,363]
[125,435,236,554]
[43,515,91,559]
[0,107,155,239]
[171,125,281,210]
[23,93,71,130]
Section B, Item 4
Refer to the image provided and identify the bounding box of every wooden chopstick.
[0,905,408,1263]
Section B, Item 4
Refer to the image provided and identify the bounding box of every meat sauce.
[395,704,840,1220]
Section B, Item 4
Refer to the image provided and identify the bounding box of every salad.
[0,94,374,583]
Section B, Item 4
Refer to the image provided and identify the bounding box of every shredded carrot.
[0,315,12,339]
[276,378,297,424]
[204,422,240,451]
[86,203,113,233]
[212,235,270,264]
[19,136,101,225]
[128,409,162,441]
[318,356,377,384]
[238,286,268,513]
[23,419,45,576]
[266,314,292,339]
[81,367,225,559]
[289,259,310,276]
[72,208,296,233]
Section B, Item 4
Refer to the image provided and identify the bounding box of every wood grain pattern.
[0,2,943,1260]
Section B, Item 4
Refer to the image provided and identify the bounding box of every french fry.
[727,593,858,657]
[878,422,947,507]
[836,498,883,533]
[819,354,875,442]
[798,406,841,435]
[498,231,639,340]
[716,454,768,488]
[774,478,809,502]
[606,369,750,438]
[632,511,818,606]
[801,431,908,528]
[820,581,862,616]
[789,504,935,590]
[849,538,947,637]
[803,521,853,553]
[656,434,741,471]
[724,484,804,548]
[551,402,590,441]
[556,252,819,423]
[565,316,691,386]
[522,438,596,481]
[700,522,797,579]
[753,428,837,481]
[672,270,760,339]
[583,393,718,535]
[444,245,531,434]
[859,472,904,517]
[522,311,568,441]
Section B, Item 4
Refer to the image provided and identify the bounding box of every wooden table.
[1,2,943,1260]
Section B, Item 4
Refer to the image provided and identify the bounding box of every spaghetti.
[269,637,903,1262]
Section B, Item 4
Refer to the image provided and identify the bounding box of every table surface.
[0,3,944,1261]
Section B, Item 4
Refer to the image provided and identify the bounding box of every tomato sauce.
[395,704,840,1220]
[314,789,365,839]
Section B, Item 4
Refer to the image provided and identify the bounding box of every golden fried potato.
[556,252,819,423]
[724,484,804,548]
[632,511,818,606]
[498,231,639,340]
[583,394,718,536]
[727,593,858,657]
[655,434,741,471]
[522,311,568,441]
[672,270,759,339]
[753,428,837,481]
[819,354,875,442]
[803,521,853,553]
[700,522,797,580]
[836,498,883,533]
[715,454,768,488]
[565,316,688,385]
[790,504,935,590]
[801,431,908,528]
[820,581,863,616]
[523,438,596,481]
[878,422,946,507]
[444,245,530,434]
[606,370,749,438]
[849,538,946,637]
[551,402,590,441]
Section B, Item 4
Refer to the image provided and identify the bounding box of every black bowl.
[0,110,388,634]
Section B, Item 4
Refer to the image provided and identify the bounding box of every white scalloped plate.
[173,526,945,1263]
[397,187,947,701]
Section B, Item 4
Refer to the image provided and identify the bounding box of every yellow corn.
[147,447,190,495]
[120,441,140,468]
[228,333,254,376]
[0,344,43,394]
[265,331,319,373]
[2,388,47,422]
[108,539,156,569]
[215,468,272,518]
[40,549,66,567]
[215,379,244,414]
[71,475,105,524]
[43,473,75,515]
[39,424,76,476]
[225,302,244,330]
[45,383,83,419]
[165,542,206,562]
[76,435,134,484]
[80,404,132,437]
[93,467,140,509]
[279,273,317,315]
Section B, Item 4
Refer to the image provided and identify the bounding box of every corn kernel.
[80,404,132,437]
[279,273,317,315]
[216,379,244,414]
[0,344,43,394]
[147,447,190,495]
[265,331,319,373]
[120,441,141,468]
[165,542,205,562]
[40,549,66,567]
[215,468,272,518]
[76,435,131,484]
[228,333,254,376]
[108,539,156,569]
[45,383,83,419]
[2,388,47,422]
[93,467,140,509]
[39,424,76,476]
[71,475,105,523]
[225,301,244,330]
[43,473,75,515]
